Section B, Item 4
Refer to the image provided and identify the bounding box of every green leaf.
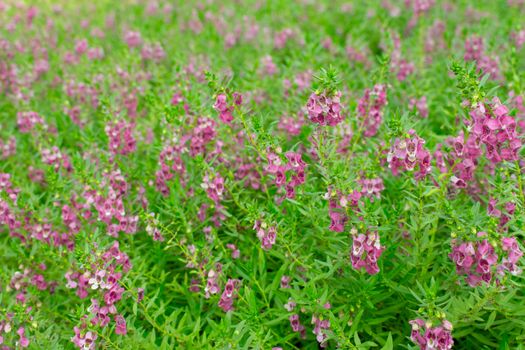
[485,311,497,330]
[381,332,393,350]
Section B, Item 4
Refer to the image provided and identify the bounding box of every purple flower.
[218,279,240,312]
[114,314,127,335]
[410,319,454,350]
[350,231,384,274]
[306,91,344,126]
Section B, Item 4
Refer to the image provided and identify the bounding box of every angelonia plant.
[0,1,524,349]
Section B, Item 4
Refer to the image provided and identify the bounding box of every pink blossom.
[306,91,344,126]
[114,314,127,335]
[218,279,240,312]
[387,130,431,179]
[410,318,453,350]
[124,31,142,48]
[357,84,388,137]
[350,230,384,274]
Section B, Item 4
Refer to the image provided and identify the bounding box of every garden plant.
[1,0,525,349]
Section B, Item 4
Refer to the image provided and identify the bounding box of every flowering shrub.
[0,1,524,349]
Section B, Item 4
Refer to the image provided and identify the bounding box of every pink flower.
[450,239,501,286]
[204,267,221,298]
[390,33,415,81]
[350,231,384,274]
[409,96,429,118]
[114,314,127,335]
[226,243,240,259]
[72,327,97,349]
[17,327,29,348]
[280,276,291,288]
[289,314,306,338]
[312,314,331,347]
[306,91,344,126]
[202,172,225,205]
[464,36,501,80]
[359,178,385,199]
[105,120,136,156]
[254,222,278,250]
[511,30,525,49]
[387,130,431,179]
[213,94,234,124]
[124,30,142,48]
[357,85,388,137]
[137,288,145,302]
[218,279,240,312]
[265,150,307,202]
[274,29,295,49]
[17,111,44,132]
[261,55,277,76]
[75,39,88,55]
[500,237,523,275]
[329,211,345,232]
[410,318,454,350]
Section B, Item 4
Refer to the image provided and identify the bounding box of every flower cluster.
[488,198,516,229]
[265,150,306,201]
[409,96,429,118]
[350,229,384,275]
[201,172,225,205]
[253,220,277,250]
[0,173,20,211]
[278,110,305,137]
[448,234,522,287]
[311,305,331,347]
[358,177,385,200]
[390,33,415,81]
[312,316,330,347]
[204,264,222,298]
[328,210,347,233]
[218,278,241,312]
[424,20,446,63]
[325,187,363,232]
[289,314,306,339]
[213,93,242,124]
[306,91,343,126]
[155,142,187,196]
[387,129,431,179]
[234,161,261,190]
[105,120,137,156]
[261,55,277,76]
[499,237,523,276]
[2,1,525,348]
[356,84,388,137]
[409,319,454,350]
[511,29,525,49]
[17,111,45,133]
[464,36,501,80]
[468,98,521,163]
[71,327,97,350]
[141,42,166,62]
[434,130,482,188]
[190,117,217,156]
[87,171,138,237]
[0,136,16,159]
[226,243,240,259]
[144,212,164,241]
[274,28,296,49]
[69,241,131,349]
[124,30,142,48]
[283,70,312,97]
[41,146,73,173]
[1,264,54,348]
